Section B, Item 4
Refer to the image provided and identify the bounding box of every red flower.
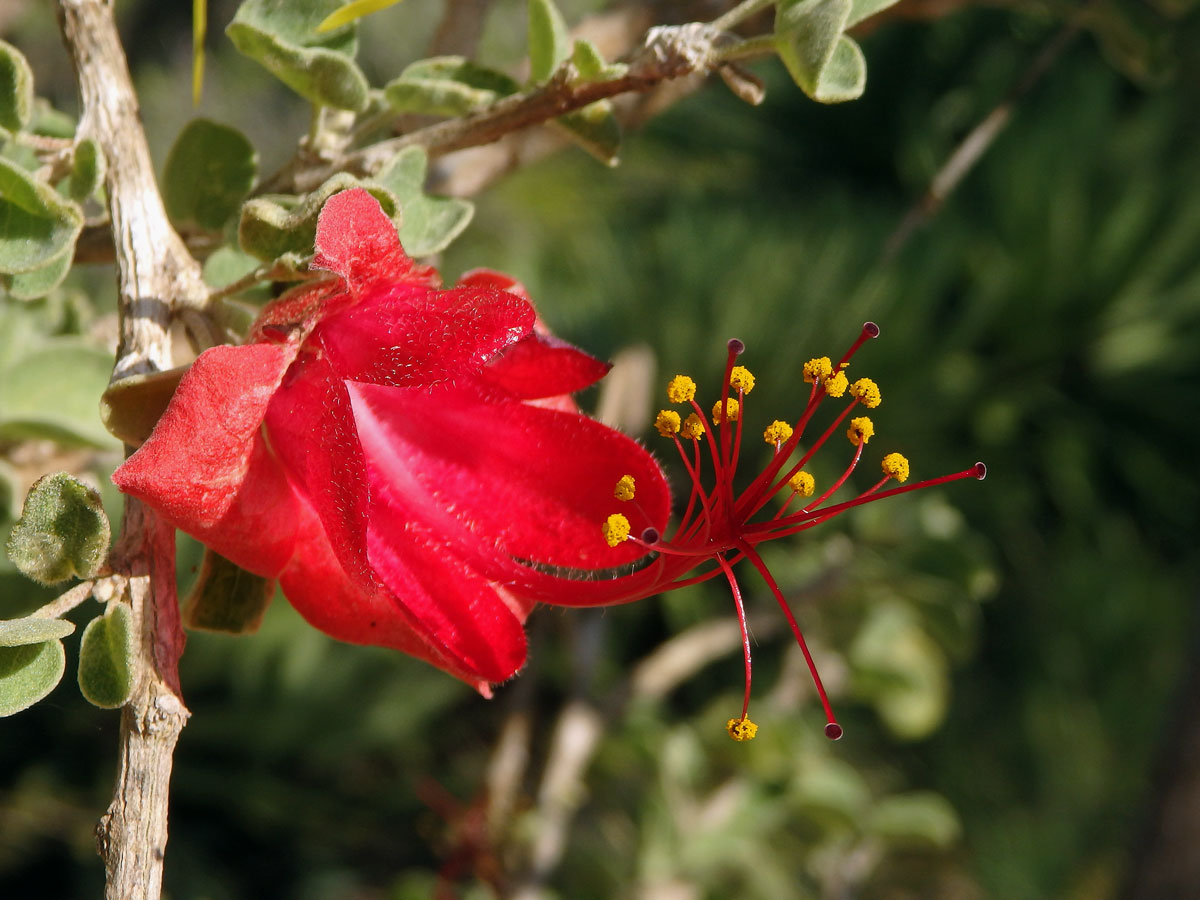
[505,332,986,741]
[113,189,669,693]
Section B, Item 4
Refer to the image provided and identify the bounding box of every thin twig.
[29,579,102,620]
[882,11,1087,260]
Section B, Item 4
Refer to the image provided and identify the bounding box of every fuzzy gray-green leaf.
[528,0,570,84]
[6,472,111,585]
[0,40,34,133]
[0,639,65,717]
[0,157,83,275]
[164,119,258,230]
[77,602,133,708]
[0,616,75,647]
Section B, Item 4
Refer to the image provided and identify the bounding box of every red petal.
[112,343,302,577]
[347,381,670,571]
[311,188,435,291]
[277,493,518,692]
[315,279,535,386]
[264,352,372,585]
[481,331,612,399]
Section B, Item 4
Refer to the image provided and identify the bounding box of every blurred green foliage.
[2,0,1198,898]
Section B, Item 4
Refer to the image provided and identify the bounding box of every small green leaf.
[383,57,518,117]
[0,339,117,447]
[6,472,111,585]
[774,0,851,100]
[2,241,72,300]
[238,173,394,261]
[65,137,105,203]
[227,0,370,111]
[318,0,406,32]
[0,40,35,133]
[184,549,275,634]
[0,616,75,647]
[551,100,621,166]
[528,0,571,84]
[371,147,474,257]
[845,0,901,28]
[810,35,866,104]
[570,38,626,82]
[77,602,133,708]
[0,639,66,717]
[868,792,962,848]
[0,156,84,275]
[163,118,259,230]
[100,366,188,447]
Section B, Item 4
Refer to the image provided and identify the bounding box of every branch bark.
[58,1,204,897]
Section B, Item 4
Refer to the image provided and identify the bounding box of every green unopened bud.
[183,549,275,635]
[7,473,111,585]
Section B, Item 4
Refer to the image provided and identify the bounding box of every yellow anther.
[803,357,833,384]
[602,513,631,547]
[788,471,815,497]
[847,416,875,446]
[729,366,756,394]
[763,420,793,446]
[824,370,848,398]
[726,717,758,742]
[614,475,636,501]
[680,413,706,440]
[667,375,697,404]
[654,409,681,437]
[711,398,740,424]
[849,378,881,408]
[881,452,910,483]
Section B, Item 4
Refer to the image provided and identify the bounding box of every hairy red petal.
[311,188,430,291]
[315,279,535,387]
[481,331,612,399]
[347,381,670,571]
[112,343,301,576]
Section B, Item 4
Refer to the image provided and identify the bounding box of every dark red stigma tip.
[824,722,844,741]
[862,322,880,339]
[727,338,745,355]
[641,528,661,545]
[973,462,987,480]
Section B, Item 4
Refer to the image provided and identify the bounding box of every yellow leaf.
[317,0,406,33]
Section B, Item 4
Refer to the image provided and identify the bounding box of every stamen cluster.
[601,323,985,742]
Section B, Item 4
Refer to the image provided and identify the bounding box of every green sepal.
[0,616,75,647]
[0,156,84,275]
[65,137,105,203]
[551,100,621,166]
[371,147,474,257]
[570,38,627,83]
[163,119,258,230]
[183,549,275,634]
[527,0,571,84]
[0,339,117,447]
[775,0,867,104]
[227,0,370,111]
[238,173,394,261]
[383,57,518,117]
[0,39,35,133]
[77,602,134,709]
[6,472,111,586]
[100,366,189,447]
[0,639,66,717]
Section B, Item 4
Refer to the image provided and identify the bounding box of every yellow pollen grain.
[711,397,740,424]
[847,416,874,446]
[825,370,848,398]
[726,717,758,741]
[614,475,636,501]
[788,471,815,497]
[602,513,631,547]
[849,378,881,408]
[681,413,706,440]
[667,375,697,404]
[729,366,756,394]
[654,409,681,437]
[881,452,910,483]
[803,357,832,384]
[763,420,793,445]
